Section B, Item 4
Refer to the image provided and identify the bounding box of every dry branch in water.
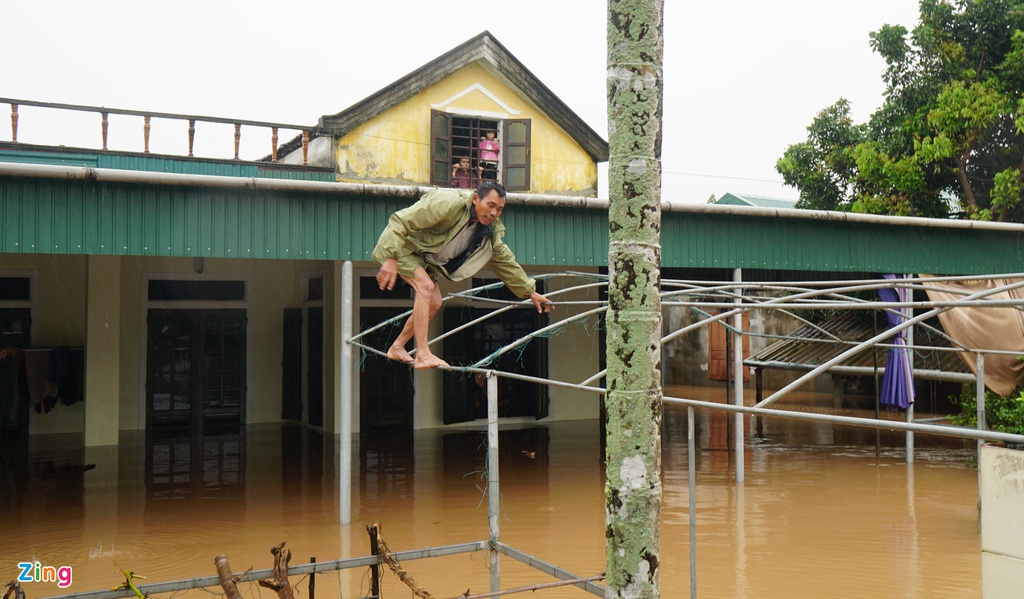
[2,580,25,599]
[213,554,243,599]
[370,521,434,599]
[257,541,295,599]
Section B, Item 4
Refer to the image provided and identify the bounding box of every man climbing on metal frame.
[372,181,554,370]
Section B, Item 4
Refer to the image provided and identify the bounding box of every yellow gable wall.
[335,62,598,195]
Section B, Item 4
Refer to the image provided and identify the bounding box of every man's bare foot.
[413,353,449,370]
[387,345,414,363]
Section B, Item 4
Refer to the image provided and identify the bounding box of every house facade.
[315,32,607,195]
[0,32,610,447]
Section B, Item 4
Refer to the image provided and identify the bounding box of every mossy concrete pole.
[605,1,664,597]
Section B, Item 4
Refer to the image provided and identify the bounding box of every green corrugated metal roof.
[661,211,1022,274]
[3,171,1024,275]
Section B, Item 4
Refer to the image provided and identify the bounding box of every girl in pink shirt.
[478,130,499,181]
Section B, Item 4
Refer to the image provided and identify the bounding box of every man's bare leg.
[386,316,415,363]
[390,268,447,369]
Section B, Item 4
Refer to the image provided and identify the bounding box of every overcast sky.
[5,1,922,203]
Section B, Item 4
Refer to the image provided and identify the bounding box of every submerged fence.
[42,272,1024,599]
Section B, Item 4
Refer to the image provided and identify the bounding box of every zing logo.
[17,562,73,588]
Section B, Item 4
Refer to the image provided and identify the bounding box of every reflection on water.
[0,388,981,599]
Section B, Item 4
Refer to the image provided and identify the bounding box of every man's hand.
[377,258,399,291]
[529,291,554,314]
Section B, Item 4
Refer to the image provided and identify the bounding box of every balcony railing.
[3,97,323,165]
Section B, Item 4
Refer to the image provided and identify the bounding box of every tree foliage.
[778,0,1024,222]
[949,383,1024,435]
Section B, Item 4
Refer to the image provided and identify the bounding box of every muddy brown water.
[1,387,981,598]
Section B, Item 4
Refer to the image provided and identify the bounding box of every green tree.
[776,99,866,211]
[778,0,1024,222]
[949,384,1024,435]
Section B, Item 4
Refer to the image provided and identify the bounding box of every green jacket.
[371,189,537,299]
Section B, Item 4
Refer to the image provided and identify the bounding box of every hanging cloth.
[877,274,915,409]
[921,276,1024,396]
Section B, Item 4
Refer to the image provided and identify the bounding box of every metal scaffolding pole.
[488,372,501,593]
[906,317,914,464]
[733,268,745,482]
[340,260,354,524]
[756,278,1024,408]
[687,406,697,599]
[977,353,987,453]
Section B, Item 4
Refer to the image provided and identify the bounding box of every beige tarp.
[922,276,1024,396]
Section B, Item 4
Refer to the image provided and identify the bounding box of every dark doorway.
[147,309,246,428]
[359,307,414,431]
[307,307,324,427]
[282,309,303,421]
[0,307,31,434]
[441,303,549,425]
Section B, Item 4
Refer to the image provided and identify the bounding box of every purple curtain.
[877,274,915,409]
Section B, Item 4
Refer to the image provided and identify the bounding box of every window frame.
[429,110,531,191]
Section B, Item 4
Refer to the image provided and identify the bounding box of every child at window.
[478,130,499,181]
[450,156,481,188]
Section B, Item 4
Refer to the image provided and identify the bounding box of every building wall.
[335,62,599,194]
[117,256,316,429]
[2,252,601,440]
[0,254,88,435]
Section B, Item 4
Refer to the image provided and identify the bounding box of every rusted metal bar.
[272,127,279,162]
[308,557,315,599]
[143,116,151,153]
[234,123,241,159]
[188,119,196,156]
[302,130,310,165]
[10,103,17,142]
[101,112,109,150]
[368,524,381,598]
[370,521,434,598]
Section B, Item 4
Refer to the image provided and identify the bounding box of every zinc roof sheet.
[746,312,970,374]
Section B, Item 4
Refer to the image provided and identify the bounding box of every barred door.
[147,309,246,428]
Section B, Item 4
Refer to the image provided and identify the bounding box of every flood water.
[1,386,982,599]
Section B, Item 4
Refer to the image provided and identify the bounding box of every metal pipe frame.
[494,543,605,596]
[487,372,501,593]
[340,261,354,524]
[756,278,1024,408]
[48,542,490,599]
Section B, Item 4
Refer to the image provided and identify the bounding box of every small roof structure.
[715,192,797,209]
[318,31,609,163]
[745,312,971,379]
